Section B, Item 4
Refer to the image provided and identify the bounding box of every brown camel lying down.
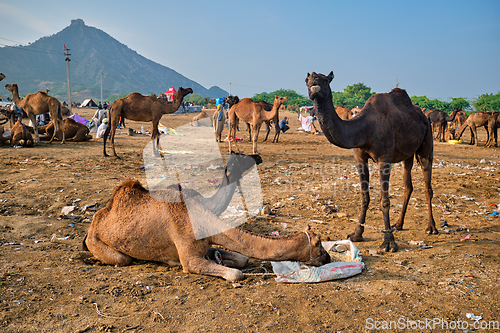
[84,154,330,281]
[10,120,34,147]
[38,118,92,142]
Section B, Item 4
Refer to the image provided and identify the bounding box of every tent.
[80,99,98,108]
[164,87,176,102]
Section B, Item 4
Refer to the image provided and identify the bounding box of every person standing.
[213,104,226,142]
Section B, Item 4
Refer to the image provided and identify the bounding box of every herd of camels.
[1,72,499,280]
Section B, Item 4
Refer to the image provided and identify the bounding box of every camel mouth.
[310,85,321,93]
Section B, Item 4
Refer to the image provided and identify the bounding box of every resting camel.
[4,84,65,144]
[38,118,92,142]
[83,153,330,281]
[103,87,193,157]
[190,110,210,126]
[228,96,289,154]
[456,112,496,147]
[10,119,34,147]
[306,72,436,252]
[424,108,459,142]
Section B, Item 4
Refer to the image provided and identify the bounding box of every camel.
[245,100,278,143]
[38,118,92,142]
[456,112,496,147]
[491,112,499,147]
[103,87,193,157]
[4,84,65,144]
[83,153,330,281]
[444,127,456,142]
[10,119,34,147]
[335,106,354,120]
[424,108,460,142]
[452,109,467,129]
[191,110,210,126]
[228,96,289,154]
[306,72,437,252]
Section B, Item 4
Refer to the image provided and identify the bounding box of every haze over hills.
[0,19,228,103]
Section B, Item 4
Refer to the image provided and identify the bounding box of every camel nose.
[310,85,321,93]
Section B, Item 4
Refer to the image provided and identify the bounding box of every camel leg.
[251,123,262,154]
[392,156,414,230]
[348,155,369,242]
[180,256,243,281]
[28,113,40,144]
[152,119,161,157]
[378,160,398,252]
[230,119,241,153]
[109,119,120,158]
[84,231,133,266]
[247,123,253,142]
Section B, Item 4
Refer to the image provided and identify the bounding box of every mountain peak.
[70,19,85,26]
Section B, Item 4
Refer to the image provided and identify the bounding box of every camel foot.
[380,232,399,252]
[347,224,364,242]
[391,222,404,231]
[426,225,439,235]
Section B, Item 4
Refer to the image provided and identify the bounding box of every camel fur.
[83,153,329,281]
[103,87,193,157]
[4,84,65,144]
[456,112,496,147]
[10,119,34,147]
[38,118,92,142]
[306,71,437,252]
[228,96,289,154]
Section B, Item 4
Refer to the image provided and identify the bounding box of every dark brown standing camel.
[424,108,459,142]
[103,87,193,157]
[5,83,65,144]
[455,112,496,147]
[306,72,437,252]
[83,153,329,281]
[227,96,289,154]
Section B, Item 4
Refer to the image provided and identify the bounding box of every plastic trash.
[272,240,364,283]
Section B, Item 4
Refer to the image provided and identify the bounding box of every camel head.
[227,95,240,107]
[305,71,334,101]
[303,225,331,266]
[225,152,262,184]
[177,87,193,98]
[273,95,289,107]
[4,83,18,93]
[0,73,5,82]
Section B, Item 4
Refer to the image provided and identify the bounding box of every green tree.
[471,93,500,112]
[251,89,311,108]
[332,83,374,109]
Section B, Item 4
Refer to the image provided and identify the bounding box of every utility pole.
[64,44,72,110]
[100,71,103,104]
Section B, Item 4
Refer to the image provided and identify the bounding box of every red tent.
[164,86,176,102]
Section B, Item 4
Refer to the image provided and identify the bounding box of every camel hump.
[117,179,146,192]
[389,88,412,108]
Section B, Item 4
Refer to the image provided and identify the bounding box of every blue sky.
[0,0,499,101]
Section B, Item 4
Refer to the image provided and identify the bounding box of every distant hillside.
[0,19,228,103]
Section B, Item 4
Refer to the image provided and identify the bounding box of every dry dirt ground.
[1,108,499,333]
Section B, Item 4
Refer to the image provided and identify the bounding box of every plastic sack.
[271,240,365,283]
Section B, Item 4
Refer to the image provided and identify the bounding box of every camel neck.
[313,93,368,149]
[211,229,310,262]
[10,88,22,104]
[262,102,280,121]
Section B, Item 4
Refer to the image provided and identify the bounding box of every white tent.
[80,99,97,107]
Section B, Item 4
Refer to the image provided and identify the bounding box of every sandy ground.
[1,108,499,332]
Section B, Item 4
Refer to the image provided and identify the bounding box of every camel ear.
[304,225,311,231]
[306,73,310,82]
[327,71,334,82]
